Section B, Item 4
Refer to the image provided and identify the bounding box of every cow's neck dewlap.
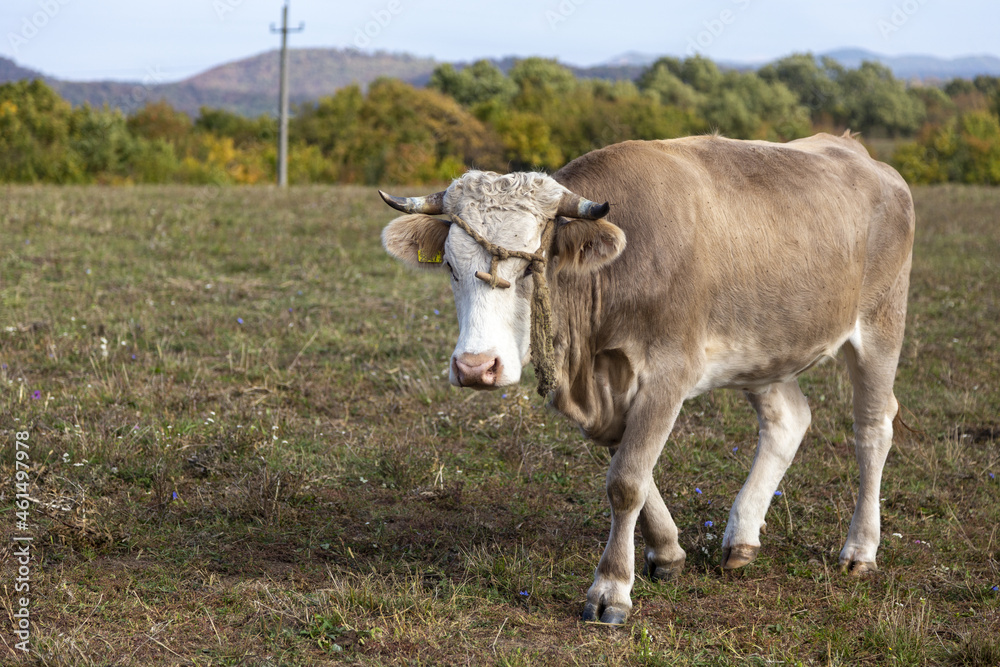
[448,213,557,397]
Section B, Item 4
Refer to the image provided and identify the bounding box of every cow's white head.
[380,170,625,390]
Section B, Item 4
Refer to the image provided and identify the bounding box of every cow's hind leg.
[722,380,811,569]
[839,248,909,575]
[839,332,903,574]
[639,479,687,581]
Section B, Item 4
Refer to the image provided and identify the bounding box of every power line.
[270,1,304,188]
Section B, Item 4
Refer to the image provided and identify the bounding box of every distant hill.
[0,50,439,117]
[169,48,439,115]
[600,48,1000,80]
[821,48,1000,80]
[3,46,1000,118]
[598,51,759,72]
[465,55,643,83]
[0,57,46,83]
[600,51,660,67]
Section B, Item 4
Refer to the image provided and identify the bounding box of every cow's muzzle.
[453,353,503,389]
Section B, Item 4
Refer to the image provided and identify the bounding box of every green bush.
[0,80,83,182]
[1,60,998,185]
[293,79,503,184]
[892,111,1000,184]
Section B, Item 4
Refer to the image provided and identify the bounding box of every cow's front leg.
[582,394,681,625]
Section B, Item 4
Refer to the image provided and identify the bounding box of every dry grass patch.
[0,184,998,665]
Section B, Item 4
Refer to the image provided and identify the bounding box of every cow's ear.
[382,214,450,269]
[552,217,626,273]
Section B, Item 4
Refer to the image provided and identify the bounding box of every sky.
[3,0,999,82]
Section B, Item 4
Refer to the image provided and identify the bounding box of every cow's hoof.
[600,606,629,625]
[581,602,629,626]
[643,554,685,581]
[839,559,878,576]
[721,544,759,570]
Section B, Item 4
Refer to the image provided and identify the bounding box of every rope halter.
[447,214,545,290]
[448,213,557,397]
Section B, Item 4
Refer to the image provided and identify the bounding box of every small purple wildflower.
[172,491,178,500]
[32,390,41,400]
[433,309,440,315]
[288,308,293,313]
[991,472,996,480]
[131,354,136,360]
[502,393,508,399]
[732,446,738,452]
[774,490,783,496]
[237,318,244,324]
[992,585,999,592]
[705,521,713,528]
[519,590,529,597]
[695,488,702,495]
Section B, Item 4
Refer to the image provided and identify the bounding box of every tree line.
[2,54,999,186]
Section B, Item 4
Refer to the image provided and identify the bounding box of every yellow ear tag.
[417,249,443,264]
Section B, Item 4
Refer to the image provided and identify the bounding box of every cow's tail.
[892,401,924,441]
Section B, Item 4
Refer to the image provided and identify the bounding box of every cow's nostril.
[454,353,503,388]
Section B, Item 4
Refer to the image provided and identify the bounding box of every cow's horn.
[378,190,446,215]
[556,191,610,220]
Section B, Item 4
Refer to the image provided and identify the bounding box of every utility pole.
[270,2,304,187]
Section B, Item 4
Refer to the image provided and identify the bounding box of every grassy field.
[0,182,998,666]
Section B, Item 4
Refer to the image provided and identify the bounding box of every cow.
[379,131,914,625]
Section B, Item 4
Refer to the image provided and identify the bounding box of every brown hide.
[547,134,915,445]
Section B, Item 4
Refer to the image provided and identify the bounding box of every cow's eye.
[522,263,533,278]
[443,262,457,281]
